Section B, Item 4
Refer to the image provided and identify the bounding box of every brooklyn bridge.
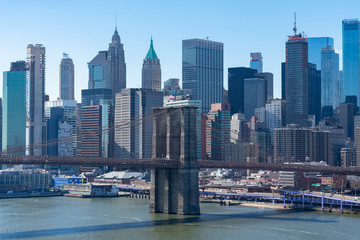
[1,106,359,215]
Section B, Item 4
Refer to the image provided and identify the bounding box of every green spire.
[144,36,158,61]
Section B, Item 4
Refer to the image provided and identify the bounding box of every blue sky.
[0,0,359,102]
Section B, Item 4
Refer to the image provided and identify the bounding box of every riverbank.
[200,198,360,214]
[0,191,62,199]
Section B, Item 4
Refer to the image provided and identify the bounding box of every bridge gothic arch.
[150,106,200,215]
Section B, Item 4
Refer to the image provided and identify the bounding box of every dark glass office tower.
[343,19,360,104]
[182,39,223,113]
[228,67,257,115]
[285,25,309,126]
[308,63,321,123]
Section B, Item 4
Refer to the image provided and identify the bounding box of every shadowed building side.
[150,106,200,215]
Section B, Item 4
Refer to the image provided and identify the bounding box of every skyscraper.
[228,67,257,115]
[81,89,112,107]
[182,39,223,113]
[26,44,46,156]
[250,52,263,73]
[46,107,64,156]
[265,99,286,134]
[308,63,321,123]
[308,37,334,70]
[244,78,266,120]
[87,28,126,99]
[107,27,126,99]
[342,19,360,105]
[142,37,161,91]
[88,51,108,89]
[2,61,26,155]
[339,103,354,140]
[45,99,78,156]
[81,105,102,157]
[321,45,340,110]
[285,21,309,126]
[59,53,74,100]
[114,89,163,159]
[206,103,231,160]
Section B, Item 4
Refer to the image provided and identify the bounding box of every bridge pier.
[150,106,200,215]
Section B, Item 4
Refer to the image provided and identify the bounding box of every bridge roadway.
[1,155,360,175]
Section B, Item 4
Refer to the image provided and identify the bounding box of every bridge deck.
[1,155,360,175]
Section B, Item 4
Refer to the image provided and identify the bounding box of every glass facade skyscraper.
[308,37,334,70]
[244,78,266,120]
[182,39,223,113]
[321,45,340,110]
[88,51,108,89]
[250,52,263,73]
[285,31,309,127]
[343,19,360,104]
[228,67,257,115]
[2,62,27,155]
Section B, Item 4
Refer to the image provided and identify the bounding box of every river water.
[0,196,359,240]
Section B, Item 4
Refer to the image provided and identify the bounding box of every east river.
[0,197,360,240]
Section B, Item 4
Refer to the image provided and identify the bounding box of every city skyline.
[0,0,359,102]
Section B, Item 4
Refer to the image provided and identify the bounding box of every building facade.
[285,30,309,127]
[250,52,263,73]
[321,45,340,110]
[182,39,223,113]
[59,53,74,100]
[342,19,360,104]
[81,88,112,107]
[206,103,231,160]
[228,67,257,115]
[244,78,266,120]
[81,106,102,157]
[107,28,126,99]
[2,62,27,155]
[88,51,108,89]
[308,37,334,70]
[142,38,161,91]
[308,63,321,123]
[26,44,46,156]
[114,89,163,159]
[45,100,78,156]
[274,125,332,165]
[87,28,126,100]
[265,99,286,133]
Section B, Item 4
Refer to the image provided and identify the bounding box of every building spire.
[144,36,158,61]
[293,12,297,35]
[112,18,120,44]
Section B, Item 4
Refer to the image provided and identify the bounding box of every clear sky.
[0,0,359,102]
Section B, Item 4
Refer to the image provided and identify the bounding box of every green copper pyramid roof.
[144,37,159,61]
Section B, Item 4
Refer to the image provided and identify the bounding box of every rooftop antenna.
[115,14,117,30]
[293,12,297,35]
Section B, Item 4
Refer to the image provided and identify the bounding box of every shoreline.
[200,198,360,214]
[0,192,62,199]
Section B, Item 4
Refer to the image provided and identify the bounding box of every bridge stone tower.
[150,106,200,215]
